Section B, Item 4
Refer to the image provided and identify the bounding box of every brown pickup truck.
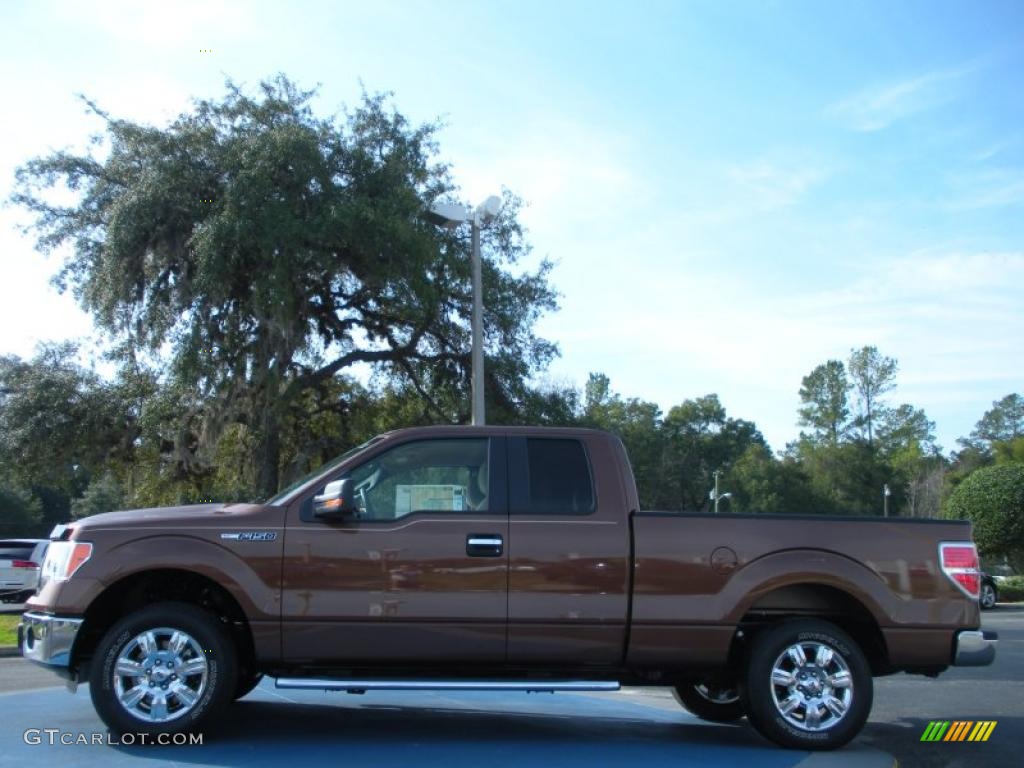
[19,425,996,750]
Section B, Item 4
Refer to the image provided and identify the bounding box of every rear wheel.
[980,582,997,610]
[89,602,237,736]
[740,619,872,750]
[673,681,745,722]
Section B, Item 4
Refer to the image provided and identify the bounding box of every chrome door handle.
[467,534,503,557]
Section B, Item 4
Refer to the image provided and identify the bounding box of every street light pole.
[426,195,501,427]
[470,216,484,426]
[883,483,891,517]
[709,471,731,513]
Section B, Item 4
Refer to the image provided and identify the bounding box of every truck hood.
[68,502,277,532]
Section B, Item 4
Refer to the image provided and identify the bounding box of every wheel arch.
[731,580,890,675]
[72,568,256,680]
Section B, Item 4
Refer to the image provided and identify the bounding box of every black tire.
[89,601,238,736]
[673,681,745,722]
[740,619,872,750]
[233,672,264,701]
[980,582,998,610]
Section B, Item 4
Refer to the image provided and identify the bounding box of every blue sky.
[1,0,1022,453]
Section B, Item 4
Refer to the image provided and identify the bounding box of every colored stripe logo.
[921,721,996,742]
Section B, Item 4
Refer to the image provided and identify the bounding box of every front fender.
[42,535,282,623]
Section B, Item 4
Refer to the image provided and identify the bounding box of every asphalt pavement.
[858,604,1023,768]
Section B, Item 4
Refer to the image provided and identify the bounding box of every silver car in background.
[0,539,48,603]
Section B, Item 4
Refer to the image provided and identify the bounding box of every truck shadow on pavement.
[108,695,806,768]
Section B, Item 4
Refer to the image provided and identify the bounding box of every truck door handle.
[466,534,503,557]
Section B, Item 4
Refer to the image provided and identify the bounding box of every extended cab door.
[506,433,630,665]
[281,436,509,664]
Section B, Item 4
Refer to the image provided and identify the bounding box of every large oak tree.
[12,76,558,497]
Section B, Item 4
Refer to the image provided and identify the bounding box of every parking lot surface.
[0,677,895,768]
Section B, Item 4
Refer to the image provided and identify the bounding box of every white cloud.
[445,117,648,263]
[728,161,830,209]
[946,168,1024,210]
[540,246,1024,453]
[50,0,257,48]
[828,66,973,132]
[0,212,96,359]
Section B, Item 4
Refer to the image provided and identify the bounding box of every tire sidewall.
[89,602,237,736]
[741,620,872,750]
[981,584,997,609]
[673,683,745,722]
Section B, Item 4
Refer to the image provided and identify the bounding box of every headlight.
[40,542,93,584]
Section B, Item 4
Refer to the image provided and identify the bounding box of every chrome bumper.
[18,612,84,668]
[953,629,997,666]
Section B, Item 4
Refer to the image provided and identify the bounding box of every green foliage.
[728,445,823,514]
[798,360,849,444]
[71,473,124,519]
[971,394,1024,445]
[11,75,558,498]
[996,575,1024,603]
[657,395,765,511]
[0,483,42,535]
[944,464,1024,559]
[0,344,129,494]
[792,439,889,515]
[878,404,936,460]
[579,373,662,508]
[0,616,19,647]
[790,347,946,517]
[994,437,1024,466]
[848,345,897,446]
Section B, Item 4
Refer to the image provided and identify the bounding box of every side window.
[339,439,489,521]
[523,438,595,514]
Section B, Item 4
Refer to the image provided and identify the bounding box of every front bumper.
[18,612,83,668]
[953,629,998,666]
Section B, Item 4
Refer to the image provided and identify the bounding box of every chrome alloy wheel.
[112,627,209,723]
[769,640,853,732]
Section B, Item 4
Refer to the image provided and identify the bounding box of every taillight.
[11,560,38,569]
[939,542,981,599]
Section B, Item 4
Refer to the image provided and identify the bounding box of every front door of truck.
[281,436,509,664]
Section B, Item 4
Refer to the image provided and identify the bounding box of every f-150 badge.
[220,531,278,542]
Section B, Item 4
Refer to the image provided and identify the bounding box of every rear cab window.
[510,437,596,515]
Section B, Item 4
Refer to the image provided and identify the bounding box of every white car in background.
[0,539,48,603]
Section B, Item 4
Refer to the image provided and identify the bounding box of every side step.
[275,678,621,693]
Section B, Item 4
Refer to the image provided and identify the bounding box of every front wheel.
[89,602,238,736]
[740,619,872,750]
[673,681,745,722]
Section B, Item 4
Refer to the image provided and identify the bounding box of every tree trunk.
[254,350,283,499]
[255,402,280,499]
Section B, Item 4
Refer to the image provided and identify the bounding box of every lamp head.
[425,201,470,229]
[475,195,502,224]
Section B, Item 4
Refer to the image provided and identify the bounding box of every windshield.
[265,436,385,505]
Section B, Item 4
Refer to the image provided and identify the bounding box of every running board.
[274,678,620,693]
